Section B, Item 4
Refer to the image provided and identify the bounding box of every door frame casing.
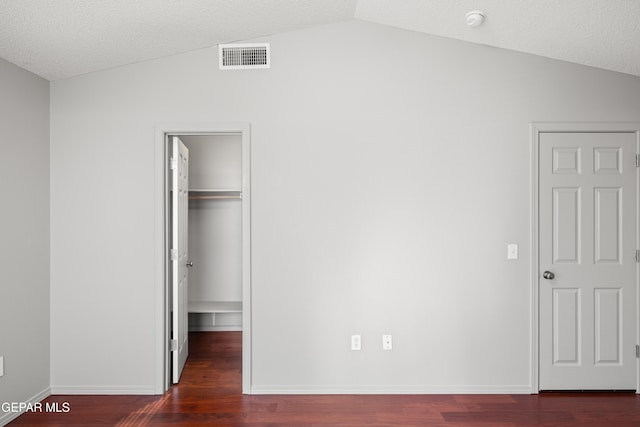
[530,121,640,393]
[154,123,251,394]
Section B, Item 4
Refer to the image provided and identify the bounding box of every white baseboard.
[0,387,51,427]
[248,384,533,395]
[49,385,157,395]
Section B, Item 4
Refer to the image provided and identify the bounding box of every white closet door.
[539,132,637,390]
[172,136,189,383]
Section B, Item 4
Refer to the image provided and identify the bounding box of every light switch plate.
[351,335,361,351]
[507,243,518,260]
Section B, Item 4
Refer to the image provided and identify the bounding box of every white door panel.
[172,137,189,383]
[539,132,637,390]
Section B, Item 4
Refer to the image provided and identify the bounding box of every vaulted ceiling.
[1,0,638,81]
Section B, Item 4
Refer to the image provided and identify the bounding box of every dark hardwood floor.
[9,332,640,426]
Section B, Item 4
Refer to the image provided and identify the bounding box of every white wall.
[49,20,640,393]
[0,58,50,423]
[181,134,242,191]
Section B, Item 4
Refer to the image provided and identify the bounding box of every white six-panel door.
[172,137,189,383]
[539,131,637,390]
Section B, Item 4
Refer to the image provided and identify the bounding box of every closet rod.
[189,195,242,200]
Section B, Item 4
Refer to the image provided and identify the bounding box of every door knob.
[543,271,555,280]
[186,261,194,268]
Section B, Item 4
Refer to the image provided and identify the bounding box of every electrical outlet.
[382,335,393,350]
[0,356,4,377]
[351,335,361,351]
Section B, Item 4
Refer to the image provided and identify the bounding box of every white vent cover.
[219,43,270,70]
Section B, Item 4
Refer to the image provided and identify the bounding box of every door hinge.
[170,157,177,170]
[170,249,177,261]
[170,339,177,351]
[636,154,640,168]
[636,250,640,263]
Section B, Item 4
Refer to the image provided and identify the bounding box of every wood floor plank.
[9,332,640,426]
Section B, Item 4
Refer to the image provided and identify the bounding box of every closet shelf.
[188,301,242,313]
[189,189,242,192]
[189,189,242,200]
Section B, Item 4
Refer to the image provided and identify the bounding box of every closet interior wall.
[180,134,243,331]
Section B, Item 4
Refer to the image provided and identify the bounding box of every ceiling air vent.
[219,43,270,70]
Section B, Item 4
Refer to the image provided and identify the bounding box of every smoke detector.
[465,10,485,27]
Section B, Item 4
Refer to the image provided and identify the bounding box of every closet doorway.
[154,124,251,394]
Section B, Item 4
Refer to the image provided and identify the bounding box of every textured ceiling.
[0,0,638,81]
[356,0,640,77]
[0,0,357,80]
